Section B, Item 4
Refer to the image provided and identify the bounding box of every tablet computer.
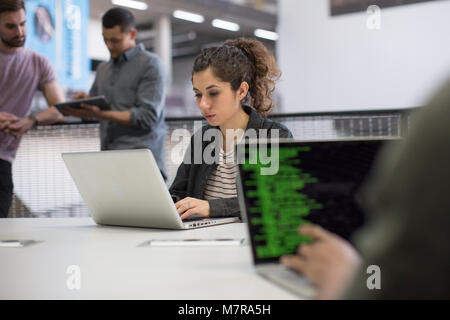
[54,96,110,112]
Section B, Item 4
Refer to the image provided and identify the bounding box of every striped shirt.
[204,148,238,200]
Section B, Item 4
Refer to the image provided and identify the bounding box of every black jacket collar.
[243,105,265,131]
[206,105,265,133]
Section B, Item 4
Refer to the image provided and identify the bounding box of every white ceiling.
[90,0,278,57]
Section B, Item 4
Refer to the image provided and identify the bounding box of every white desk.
[0,218,298,300]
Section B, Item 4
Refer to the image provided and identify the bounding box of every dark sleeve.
[343,80,450,299]
[169,128,203,202]
[208,198,241,218]
[282,127,294,139]
[169,137,193,202]
[270,121,294,139]
[169,162,190,203]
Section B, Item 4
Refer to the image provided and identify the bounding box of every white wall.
[277,0,450,112]
[166,56,202,117]
[88,19,109,61]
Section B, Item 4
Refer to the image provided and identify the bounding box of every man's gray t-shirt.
[90,43,167,179]
[0,47,56,163]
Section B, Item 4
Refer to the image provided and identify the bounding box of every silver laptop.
[62,149,239,229]
[237,138,395,298]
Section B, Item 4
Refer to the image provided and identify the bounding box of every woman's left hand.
[175,197,211,220]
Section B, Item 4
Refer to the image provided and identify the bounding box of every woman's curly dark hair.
[192,37,281,117]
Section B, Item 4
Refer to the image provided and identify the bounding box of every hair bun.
[193,37,280,117]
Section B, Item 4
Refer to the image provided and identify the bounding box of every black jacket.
[169,105,293,218]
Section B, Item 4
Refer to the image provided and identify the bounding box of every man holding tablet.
[62,7,168,180]
[0,0,65,218]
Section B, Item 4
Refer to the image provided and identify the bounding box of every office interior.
[9,0,450,218]
[1,0,450,301]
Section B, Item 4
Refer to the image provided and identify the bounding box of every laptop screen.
[238,139,391,264]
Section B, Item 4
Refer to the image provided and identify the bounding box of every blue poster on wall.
[25,0,90,90]
[25,0,57,66]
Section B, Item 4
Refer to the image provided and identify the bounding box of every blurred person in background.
[62,7,168,180]
[0,0,65,218]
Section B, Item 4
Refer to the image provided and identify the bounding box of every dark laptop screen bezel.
[237,138,396,265]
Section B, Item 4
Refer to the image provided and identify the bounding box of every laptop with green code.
[236,137,396,298]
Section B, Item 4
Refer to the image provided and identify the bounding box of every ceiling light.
[254,29,279,41]
[173,10,204,23]
[111,0,148,11]
[211,19,240,32]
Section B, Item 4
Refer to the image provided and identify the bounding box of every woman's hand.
[175,197,211,220]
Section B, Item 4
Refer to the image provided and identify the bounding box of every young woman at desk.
[169,37,293,220]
